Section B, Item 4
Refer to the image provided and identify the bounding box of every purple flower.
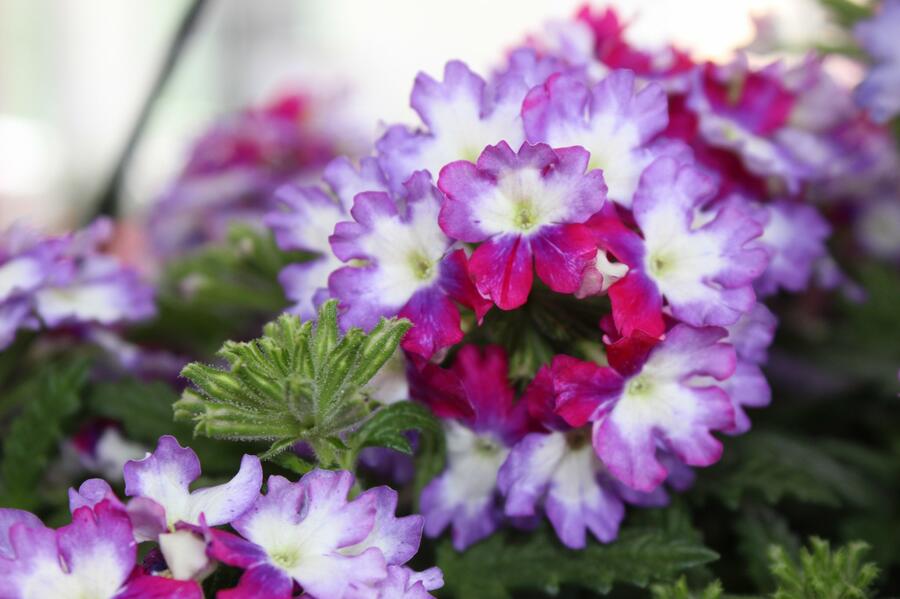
[587,158,768,339]
[329,171,490,358]
[721,302,776,434]
[266,156,391,320]
[266,185,347,319]
[409,345,532,550]
[121,435,262,539]
[855,194,900,261]
[855,0,900,123]
[376,60,528,193]
[207,470,439,599]
[753,199,831,296]
[498,429,628,549]
[148,92,339,255]
[522,69,684,207]
[0,219,155,350]
[0,500,201,599]
[350,564,444,599]
[552,325,737,493]
[437,141,607,310]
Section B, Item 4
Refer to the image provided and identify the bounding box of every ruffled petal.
[468,235,534,310]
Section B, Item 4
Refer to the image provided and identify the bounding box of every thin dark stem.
[91,0,209,221]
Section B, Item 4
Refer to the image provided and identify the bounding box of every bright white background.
[0,0,836,229]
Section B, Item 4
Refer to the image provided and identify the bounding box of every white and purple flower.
[854,0,900,123]
[376,60,527,193]
[753,199,832,296]
[587,158,768,339]
[266,156,391,320]
[206,469,440,599]
[551,325,737,493]
[409,344,532,550]
[0,500,202,599]
[120,435,262,539]
[0,219,155,350]
[522,69,684,207]
[438,141,607,310]
[329,171,490,358]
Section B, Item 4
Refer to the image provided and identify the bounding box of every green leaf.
[651,577,725,599]
[735,504,801,591]
[0,360,88,509]
[88,379,250,474]
[816,0,872,27]
[697,432,877,510]
[770,538,879,599]
[436,519,718,599]
[133,225,304,355]
[175,300,411,465]
[351,401,441,456]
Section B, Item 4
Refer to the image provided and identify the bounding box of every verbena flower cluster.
[0,3,898,597]
[148,92,344,256]
[263,6,895,551]
[0,436,441,598]
[0,218,155,351]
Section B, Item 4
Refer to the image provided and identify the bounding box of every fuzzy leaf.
[175,300,411,463]
[0,360,88,509]
[436,520,718,598]
[770,538,879,599]
[651,577,724,599]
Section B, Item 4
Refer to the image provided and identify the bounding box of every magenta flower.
[576,6,695,80]
[148,92,339,255]
[522,69,686,207]
[0,500,201,599]
[854,0,900,123]
[409,345,532,550]
[329,171,490,358]
[686,58,823,191]
[586,158,768,338]
[550,325,736,492]
[376,60,527,193]
[206,470,440,599]
[438,141,607,310]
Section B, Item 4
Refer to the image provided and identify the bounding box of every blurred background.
[0,0,838,230]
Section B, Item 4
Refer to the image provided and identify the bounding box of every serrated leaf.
[436,519,718,599]
[735,504,801,591]
[0,360,88,509]
[696,432,877,510]
[351,401,440,455]
[177,300,412,464]
[651,577,724,599]
[770,537,879,599]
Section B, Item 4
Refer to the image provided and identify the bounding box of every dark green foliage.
[436,515,719,599]
[0,360,88,509]
[134,225,301,355]
[696,432,877,510]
